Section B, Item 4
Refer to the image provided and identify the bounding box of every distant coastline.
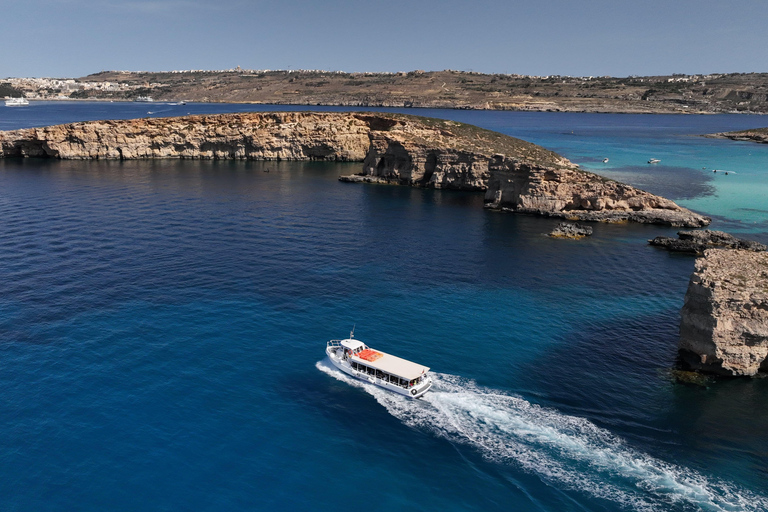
[5,69,768,114]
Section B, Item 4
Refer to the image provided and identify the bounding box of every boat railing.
[327,339,343,348]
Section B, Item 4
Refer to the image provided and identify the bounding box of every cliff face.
[0,112,372,161]
[483,161,709,227]
[351,119,709,227]
[0,111,710,227]
[679,249,768,376]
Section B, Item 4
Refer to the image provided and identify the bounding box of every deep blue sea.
[1,102,767,511]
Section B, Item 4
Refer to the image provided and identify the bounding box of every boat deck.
[351,349,429,381]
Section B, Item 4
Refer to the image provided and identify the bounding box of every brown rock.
[679,249,768,376]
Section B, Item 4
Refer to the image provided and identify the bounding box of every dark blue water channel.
[1,103,767,511]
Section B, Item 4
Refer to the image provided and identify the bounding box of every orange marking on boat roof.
[358,349,383,362]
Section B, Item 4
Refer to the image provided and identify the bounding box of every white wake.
[317,360,767,512]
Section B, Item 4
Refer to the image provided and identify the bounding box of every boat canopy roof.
[352,350,429,381]
[340,339,366,351]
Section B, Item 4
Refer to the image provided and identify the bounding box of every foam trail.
[317,360,767,512]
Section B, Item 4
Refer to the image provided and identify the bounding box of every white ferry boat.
[5,97,29,107]
[326,333,433,398]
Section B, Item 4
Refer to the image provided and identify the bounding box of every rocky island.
[707,127,768,144]
[0,111,709,227]
[679,249,768,376]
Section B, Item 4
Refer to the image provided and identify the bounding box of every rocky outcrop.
[679,249,768,376]
[0,111,710,227]
[346,118,710,227]
[548,222,593,239]
[482,162,710,227]
[707,128,768,144]
[650,230,766,254]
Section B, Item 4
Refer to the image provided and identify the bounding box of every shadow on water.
[513,304,768,497]
[595,165,716,201]
[665,378,768,490]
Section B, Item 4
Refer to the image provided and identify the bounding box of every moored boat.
[326,332,433,398]
[4,97,29,107]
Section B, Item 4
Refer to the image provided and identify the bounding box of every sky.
[2,0,767,78]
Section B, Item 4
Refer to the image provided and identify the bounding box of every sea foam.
[317,360,767,512]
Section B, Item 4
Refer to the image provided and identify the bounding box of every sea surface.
[1,102,767,511]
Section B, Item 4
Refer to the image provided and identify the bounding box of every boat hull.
[326,346,432,399]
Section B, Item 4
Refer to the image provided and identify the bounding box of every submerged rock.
[548,222,593,239]
[665,369,713,387]
[650,229,766,254]
[679,249,768,376]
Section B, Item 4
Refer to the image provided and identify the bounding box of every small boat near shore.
[648,158,660,164]
[326,332,433,398]
[4,97,29,107]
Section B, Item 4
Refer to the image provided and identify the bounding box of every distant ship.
[134,96,154,102]
[648,158,661,164]
[5,97,29,107]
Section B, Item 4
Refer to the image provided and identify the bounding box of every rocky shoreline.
[706,127,768,144]
[0,111,710,228]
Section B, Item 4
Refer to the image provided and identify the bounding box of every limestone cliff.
[346,115,710,227]
[0,112,372,161]
[0,111,709,227]
[679,249,768,376]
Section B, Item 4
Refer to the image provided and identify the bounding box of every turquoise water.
[1,103,767,511]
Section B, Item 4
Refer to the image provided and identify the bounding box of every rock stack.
[679,249,768,376]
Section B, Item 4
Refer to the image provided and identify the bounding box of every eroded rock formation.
[679,249,768,376]
[0,111,710,227]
